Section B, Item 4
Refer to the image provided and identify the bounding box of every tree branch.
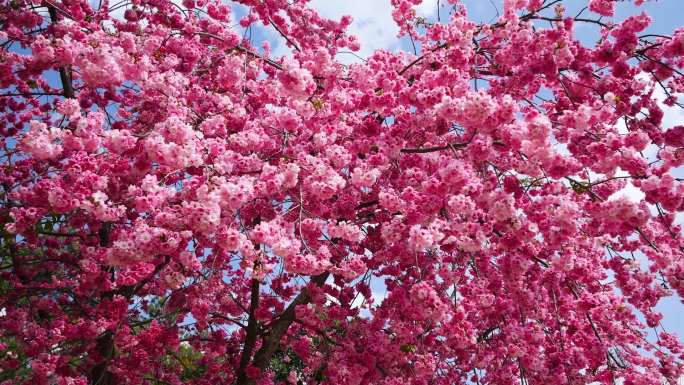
[401,142,468,154]
[47,6,75,99]
[269,19,301,52]
[235,278,261,385]
[236,272,329,385]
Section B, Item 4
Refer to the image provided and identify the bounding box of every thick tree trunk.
[235,272,329,385]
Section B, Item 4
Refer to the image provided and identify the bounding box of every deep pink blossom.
[0,0,683,384]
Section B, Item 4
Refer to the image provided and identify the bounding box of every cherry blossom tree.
[1,0,684,384]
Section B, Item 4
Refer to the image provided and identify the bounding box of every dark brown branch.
[188,32,284,71]
[401,142,467,154]
[0,91,64,97]
[531,16,610,28]
[519,0,562,22]
[210,313,247,329]
[47,6,75,99]
[98,222,111,247]
[269,19,301,52]
[36,230,82,237]
[237,272,329,385]
[354,200,379,210]
[90,331,115,385]
[638,34,671,40]
[235,278,261,385]
[398,42,449,76]
[636,53,684,77]
[477,325,500,343]
[92,255,171,384]
[401,139,503,154]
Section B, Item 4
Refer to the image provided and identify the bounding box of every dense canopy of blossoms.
[1,0,684,384]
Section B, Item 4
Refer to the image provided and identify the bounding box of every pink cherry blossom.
[1,0,683,384]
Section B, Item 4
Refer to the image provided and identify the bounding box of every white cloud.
[309,0,402,62]
[414,0,439,18]
[604,171,648,204]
